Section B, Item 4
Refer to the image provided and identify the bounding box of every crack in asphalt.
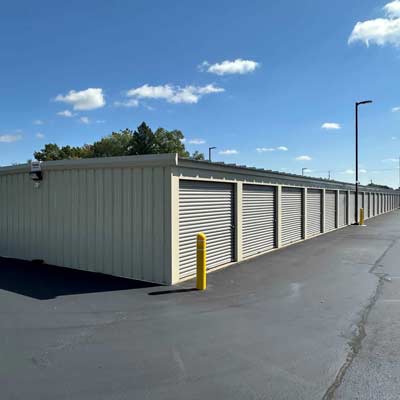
[321,239,397,400]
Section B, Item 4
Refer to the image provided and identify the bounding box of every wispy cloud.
[344,169,354,174]
[114,99,139,108]
[200,58,260,75]
[126,84,224,104]
[392,106,400,112]
[79,116,90,124]
[382,158,398,162]
[188,139,206,145]
[33,119,44,125]
[256,146,288,153]
[0,134,22,143]
[321,122,341,130]
[55,88,105,110]
[349,1,400,47]
[360,168,367,173]
[36,132,45,139]
[219,149,238,155]
[57,110,75,117]
[295,155,312,161]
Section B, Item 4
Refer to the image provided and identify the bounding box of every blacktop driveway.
[2,211,400,400]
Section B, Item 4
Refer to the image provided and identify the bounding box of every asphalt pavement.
[1,210,400,400]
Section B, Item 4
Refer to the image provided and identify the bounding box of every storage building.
[0,154,398,284]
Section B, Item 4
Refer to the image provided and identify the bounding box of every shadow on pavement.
[0,257,158,300]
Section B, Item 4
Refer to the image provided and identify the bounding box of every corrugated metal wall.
[242,185,276,258]
[0,164,172,284]
[307,189,322,237]
[350,192,356,224]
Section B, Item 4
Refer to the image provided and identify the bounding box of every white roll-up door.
[179,180,234,279]
[307,189,322,238]
[242,185,276,258]
[339,191,347,227]
[350,192,356,224]
[325,190,336,232]
[364,193,370,219]
[281,187,303,246]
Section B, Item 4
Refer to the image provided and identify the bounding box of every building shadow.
[0,257,158,300]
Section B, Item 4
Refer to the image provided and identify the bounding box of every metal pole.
[208,147,216,162]
[355,102,359,224]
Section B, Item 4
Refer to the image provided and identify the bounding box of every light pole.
[208,146,216,162]
[355,100,373,224]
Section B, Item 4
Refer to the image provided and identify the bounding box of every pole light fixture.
[355,100,373,225]
[209,147,216,162]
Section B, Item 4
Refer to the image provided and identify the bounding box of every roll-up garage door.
[307,189,322,237]
[281,187,303,246]
[350,192,356,224]
[325,191,336,232]
[358,193,364,220]
[242,185,276,258]
[372,193,376,216]
[380,194,383,213]
[179,180,234,278]
[339,191,347,227]
[364,193,370,219]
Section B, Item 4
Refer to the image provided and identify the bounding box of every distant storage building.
[0,154,398,284]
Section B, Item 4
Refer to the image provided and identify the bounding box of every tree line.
[34,122,205,161]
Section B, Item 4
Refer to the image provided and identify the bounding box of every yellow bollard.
[196,232,207,290]
[360,208,365,226]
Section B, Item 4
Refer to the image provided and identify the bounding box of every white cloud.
[55,88,105,110]
[188,139,206,145]
[79,116,90,124]
[322,122,341,130]
[392,106,400,112]
[36,132,45,139]
[385,0,400,17]
[219,149,238,155]
[33,119,44,125]
[382,158,398,162]
[295,155,312,161]
[202,59,260,75]
[344,169,355,174]
[256,146,288,153]
[256,147,275,152]
[126,84,224,104]
[114,99,139,108]
[360,168,367,173]
[57,109,74,117]
[0,134,22,143]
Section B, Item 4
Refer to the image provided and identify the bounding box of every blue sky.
[1,0,400,187]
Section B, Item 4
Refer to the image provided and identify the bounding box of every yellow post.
[196,232,207,290]
[360,208,365,226]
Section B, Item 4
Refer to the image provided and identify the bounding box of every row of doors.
[178,180,397,279]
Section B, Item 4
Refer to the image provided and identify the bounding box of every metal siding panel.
[281,187,303,246]
[242,184,276,257]
[132,168,143,279]
[95,169,105,274]
[339,191,347,227]
[86,169,96,270]
[142,168,154,281]
[325,190,336,232]
[153,167,165,283]
[307,189,322,237]
[179,180,234,279]
[122,168,132,278]
[112,168,123,277]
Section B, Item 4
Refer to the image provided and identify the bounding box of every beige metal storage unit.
[349,192,356,224]
[242,185,276,258]
[0,154,398,285]
[307,189,322,237]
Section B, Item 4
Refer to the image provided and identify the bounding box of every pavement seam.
[321,239,397,400]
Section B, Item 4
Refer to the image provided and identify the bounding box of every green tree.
[91,130,133,157]
[33,122,205,161]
